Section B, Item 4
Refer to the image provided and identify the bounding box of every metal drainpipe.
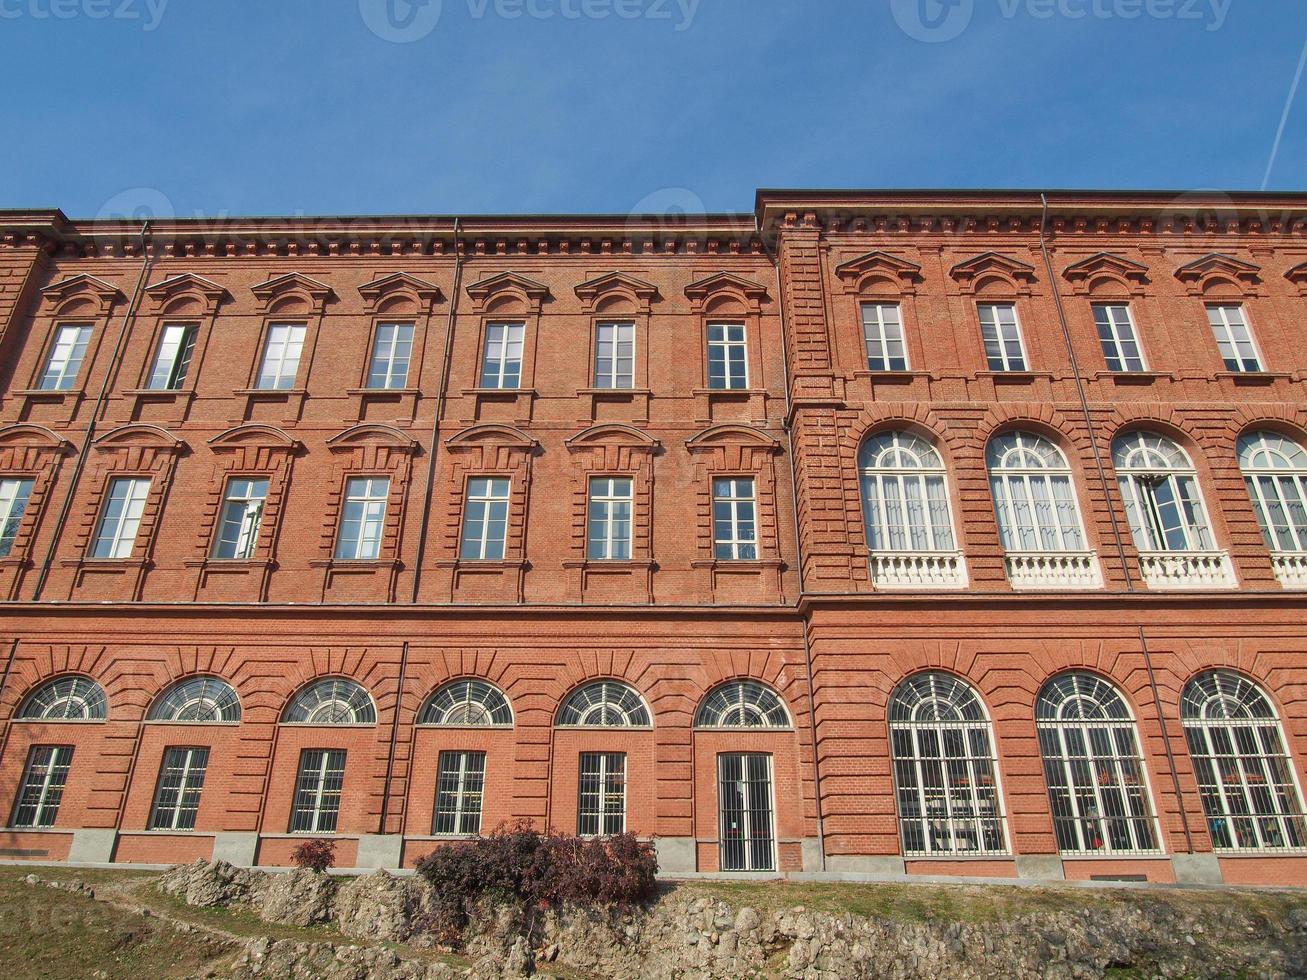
[409,219,463,603]
[760,214,827,872]
[30,221,153,601]
[379,639,411,835]
[1037,194,1195,853]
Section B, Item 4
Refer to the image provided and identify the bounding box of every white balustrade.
[870,552,968,589]
[1005,552,1102,590]
[1137,551,1236,590]
[1271,553,1307,589]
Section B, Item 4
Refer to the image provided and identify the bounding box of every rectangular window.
[366,322,414,389]
[586,477,632,560]
[712,477,758,560]
[459,477,510,560]
[148,747,209,832]
[0,477,35,559]
[211,477,269,560]
[145,323,198,390]
[707,322,748,389]
[90,477,150,559]
[1093,304,1146,372]
[481,322,524,389]
[593,321,634,389]
[10,745,72,828]
[39,324,92,391]
[577,752,625,837]
[1207,305,1262,372]
[433,750,485,835]
[335,477,389,560]
[978,303,1027,371]
[290,749,345,833]
[718,752,775,872]
[255,323,306,390]
[861,303,908,371]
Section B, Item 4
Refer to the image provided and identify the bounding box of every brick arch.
[142,669,244,720]
[2,645,121,719]
[842,405,968,463]
[253,649,392,724]
[1226,405,1307,447]
[411,673,515,724]
[691,674,802,729]
[552,673,654,727]
[277,670,381,723]
[1026,660,1156,723]
[972,405,1096,461]
[1101,407,1207,461]
[8,669,109,720]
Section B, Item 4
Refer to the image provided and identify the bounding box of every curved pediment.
[326,423,419,453]
[445,423,537,451]
[574,272,659,309]
[564,423,659,452]
[685,423,780,454]
[208,423,301,452]
[1174,253,1260,295]
[1286,260,1307,294]
[465,272,550,312]
[143,273,229,313]
[1061,252,1148,295]
[834,251,922,294]
[358,272,442,312]
[40,274,123,313]
[92,423,184,452]
[250,272,334,313]
[0,423,73,453]
[948,252,1036,294]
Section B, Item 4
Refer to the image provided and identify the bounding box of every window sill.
[309,558,403,570]
[690,558,784,570]
[462,387,537,397]
[975,371,1053,385]
[60,557,149,569]
[691,386,767,397]
[562,558,656,570]
[1216,371,1291,386]
[1092,371,1173,386]
[434,558,528,570]
[183,557,276,569]
[852,370,929,385]
[576,387,652,397]
[346,387,420,396]
[234,387,307,397]
[13,388,81,401]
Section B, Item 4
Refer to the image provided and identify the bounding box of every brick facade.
[0,192,1304,884]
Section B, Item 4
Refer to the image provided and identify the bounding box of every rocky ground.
[3,861,1306,979]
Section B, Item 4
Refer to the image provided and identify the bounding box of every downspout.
[30,221,153,601]
[760,214,827,871]
[379,639,410,835]
[409,218,464,603]
[0,637,22,768]
[1037,194,1195,853]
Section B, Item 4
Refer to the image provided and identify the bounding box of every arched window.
[987,432,1086,552]
[1112,432,1214,552]
[556,680,650,727]
[888,672,1007,856]
[858,431,956,553]
[1237,431,1307,554]
[17,676,107,721]
[695,680,790,729]
[1035,673,1160,855]
[1181,670,1307,851]
[281,678,376,725]
[419,679,513,726]
[148,676,241,723]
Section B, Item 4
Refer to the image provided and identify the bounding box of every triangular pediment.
[1174,253,1260,283]
[683,273,769,303]
[574,272,659,304]
[251,272,333,300]
[1286,260,1307,283]
[465,272,550,305]
[1062,252,1148,281]
[834,251,922,281]
[144,273,228,301]
[949,251,1036,280]
[358,272,442,305]
[40,274,124,306]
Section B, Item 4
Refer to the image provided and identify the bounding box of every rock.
[734,906,762,933]
[158,859,261,908]
[335,870,423,942]
[256,867,336,926]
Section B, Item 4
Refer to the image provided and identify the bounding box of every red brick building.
[0,191,1304,885]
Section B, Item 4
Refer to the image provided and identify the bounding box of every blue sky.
[0,0,1303,217]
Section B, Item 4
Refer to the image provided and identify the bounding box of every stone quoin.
[0,189,1304,885]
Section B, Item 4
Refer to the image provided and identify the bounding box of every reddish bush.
[290,838,337,872]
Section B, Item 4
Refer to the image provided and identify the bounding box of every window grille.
[419,680,513,726]
[577,752,625,836]
[149,746,209,831]
[18,676,107,721]
[718,752,775,871]
[433,750,485,835]
[695,680,790,728]
[290,749,346,833]
[282,678,376,724]
[557,681,649,727]
[148,677,241,723]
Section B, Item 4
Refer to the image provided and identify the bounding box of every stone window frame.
[0,424,73,595]
[833,251,924,378]
[351,273,442,423]
[239,273,334,423]
[684,273,771,422]
[574,273,658,423]
[463,272,550,422]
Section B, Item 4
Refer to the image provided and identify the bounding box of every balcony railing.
[1271,553,1307,590]
[870,551,968,589]
[1005,552,1102,590]
[1137,550,1236,590]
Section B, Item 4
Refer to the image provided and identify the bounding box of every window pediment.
[207,423,301,453]
[949,252,1036,295]
[143,273,229,314]
[92,423,184,454]
[0,423,73,453]
[250,272,333,313]
[685,423,780,454]
[465,272,550,312]
[834,251,922,294]
[358,272,442,312]
[574,271,658,311]
[1061,252,1149,296]
[1285,260,1307,294]
[445,423,537,453]
[564,423,659,453]
[40,274,123,314]
[326,423,419,454]
[1174,253,1261,295]
[683,273,769,311]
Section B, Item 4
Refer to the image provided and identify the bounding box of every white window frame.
[861,302,908,371]
[148,676,241,723]
[419,679,513,726]
[335,476,389,560]
[556,680,650,727]
[481,321,524,389]
[695,680,790,729]
[593,321,635,389]
[365,322,414,390]
[977,303,1027,371]
[987,432,1088,553]
[1181,671,1307,852]
[1093,304,1146,372]
[1206,305,1263,373]
[255,322,306,390]
[1113,433,1215,553]
[39,324,92,391]
[712,477,758,560]
[459,477,511,561]
[717,752,776,871]
[0,477,35,559]
[586,476,633,561]
[888,673,1009,857]
[211,477,268,560]
[148,746,210,831]
[282,678,377,725]
[433,750,486,836]
[290,748,346,834]
[90,477,150,559]
[9,745,73,828]
[859,432,958,553]
[1036,673,1162,856]
[706,322,749,389]
[146,322,198,391]
[1238,431,1307,554]
[577,751,626,837]
[17,676,107,721]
